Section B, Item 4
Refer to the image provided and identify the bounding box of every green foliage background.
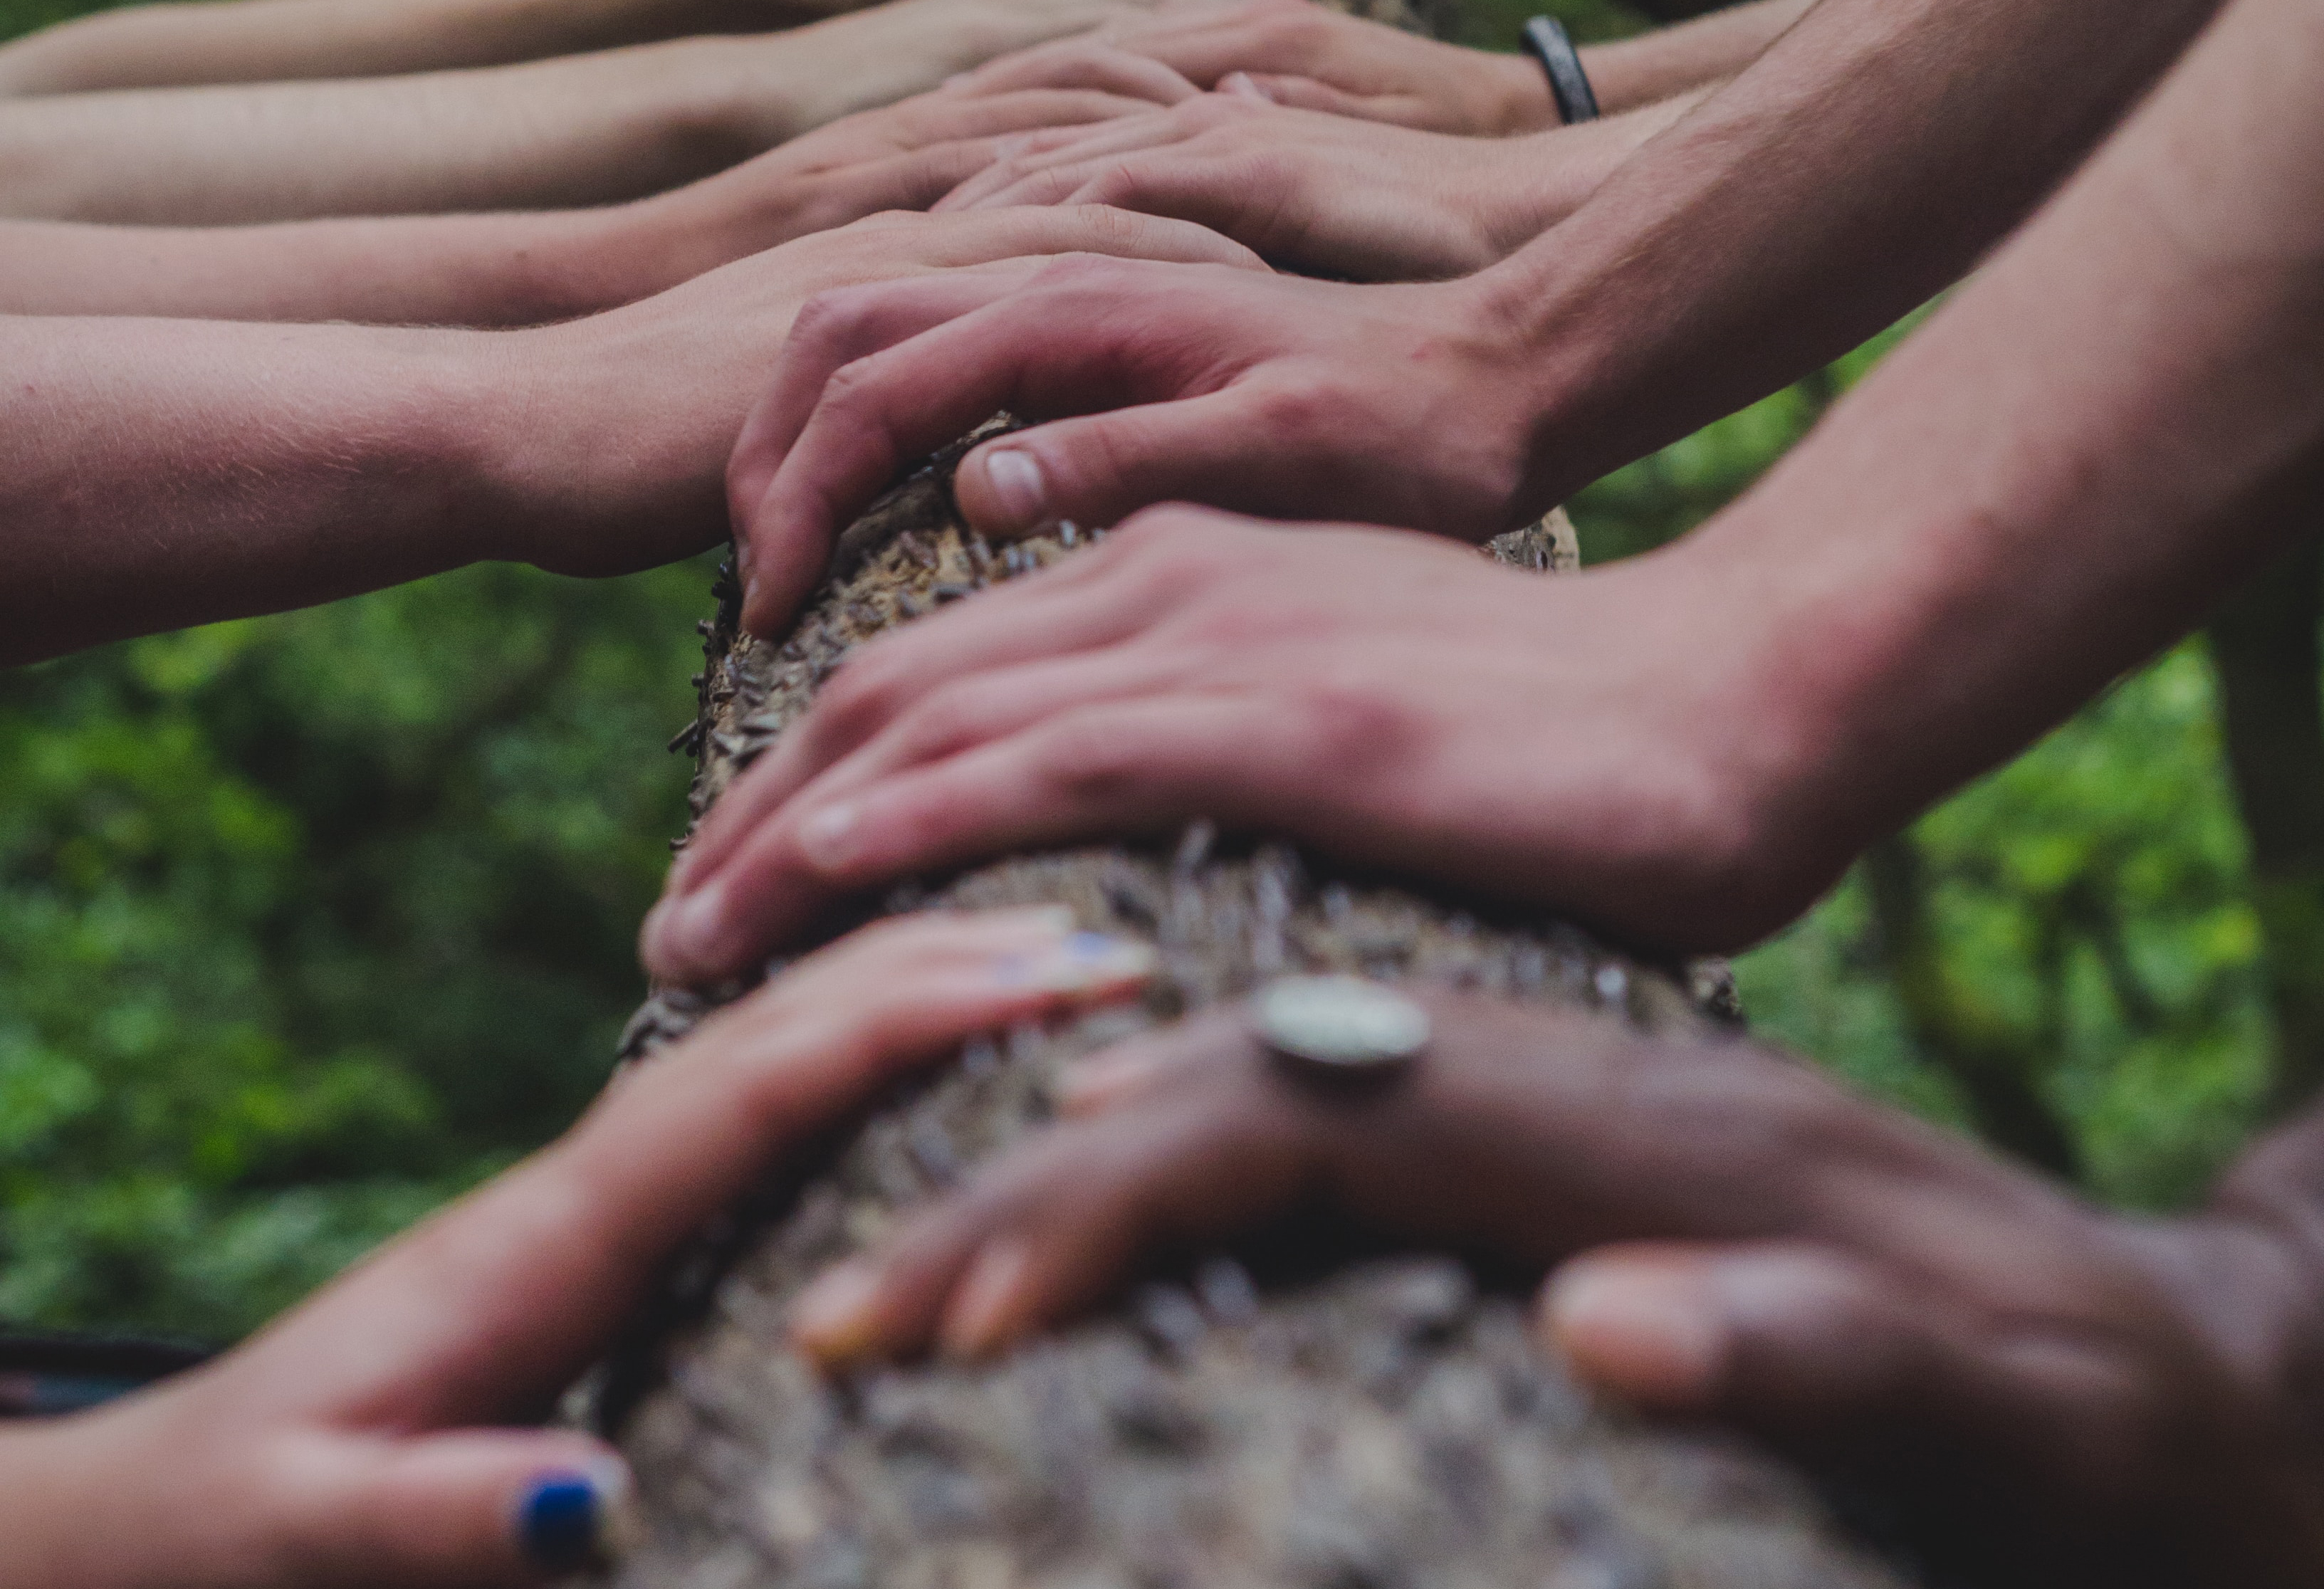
[0,0,2305,1343]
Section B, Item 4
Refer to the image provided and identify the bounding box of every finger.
[790,1029,1307,1365]
[728,268,1037,629]
[649,642,1210,982]
[735,234,1267,634]
[1223,70,1410,124]
[235,911,1156,1425]
[945,41,1201,105]
[953,383,1351,538]
[266,1430,627,1587]
[668,691,1366,977]
[1539,1240,2122,1466]
[657,523,1183,911]
[936,122,1154,212]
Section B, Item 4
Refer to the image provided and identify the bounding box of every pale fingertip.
[790,1258,889,1368]
[1054,1049,1168,1116]
[649,877,731,981]
[1541,1258,1727,1412]
[940,1237,1037,1360]
[1218,70,1272,103]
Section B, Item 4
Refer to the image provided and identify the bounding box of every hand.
[489,205,1265,580]
[627,80,1204,283]
[948,0,1556,135]
[725,258,1557,629]
[644,510,1828,985]
[0,908,1155,1589]
[935,85,1711,281]
[934,91,1544,280]
[781,989,2324,1585]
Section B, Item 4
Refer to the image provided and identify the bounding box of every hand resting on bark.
[0,909,1155,1589]
[784,988,2324,1586]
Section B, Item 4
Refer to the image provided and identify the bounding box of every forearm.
[1472,84,1717,262]
[0,316,520,661]
[0,209,666,324]
[0,0,1136,224]
[1680,0,2324,879]
[1579,0,1813,115]
[0,0,839,98]
[1486,0,2223,503]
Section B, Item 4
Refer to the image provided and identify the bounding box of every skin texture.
[0,206,1261,668]
[646,0,2322,980]
[953,0,1806,134]
[780,992,2324,1586]
[0,78,1189,323]
[0,0,1178,224]
[723,0,2228,629]
[0,909,1157,1589]
[0,0,882,96]
[933,85,1711,281]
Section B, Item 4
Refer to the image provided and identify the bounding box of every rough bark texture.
[580,426,1916,1589]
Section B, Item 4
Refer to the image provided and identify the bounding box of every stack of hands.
[6,0,2324,1578]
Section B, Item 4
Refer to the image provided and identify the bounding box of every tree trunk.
[581,434,1922,1589]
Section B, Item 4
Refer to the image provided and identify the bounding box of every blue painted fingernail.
[518,1472,603,1573]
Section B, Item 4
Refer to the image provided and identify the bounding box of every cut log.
[582,434,1917,1589]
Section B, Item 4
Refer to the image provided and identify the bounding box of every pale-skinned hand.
[724,263,1554,631]
[644,510,1831,986]
[782,989,2324,1586]
[946,0,1556,135]
[933,87,1705,281]
[934,92,1542,279]
[0,908,1155,1589]
[489,206,1266,582]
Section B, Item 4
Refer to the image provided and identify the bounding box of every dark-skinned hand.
[782,988,2324,1587]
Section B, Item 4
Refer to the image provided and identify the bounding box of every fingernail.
[516,1462,629,1573]
[1220,70,1272,101]
[1542,1260,1726,1410]
[792,1259,886,1365]
[651,877,730,975]
[980,449,1047,530]
[798,802,860,873]
[941,1238,1034,1359]
[996,931,1157,992]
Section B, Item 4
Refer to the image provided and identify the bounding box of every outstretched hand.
[1,909,1153,1588]
[783,989,2324,1585]
[645,509,1828,987]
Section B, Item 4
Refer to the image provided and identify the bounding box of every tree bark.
[580,434,1920,1589]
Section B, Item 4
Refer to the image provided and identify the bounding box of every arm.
[0,0,857,98]
[0,0,1161,224]
[0,204,1259,666]
[722,0,2225,623]
[0,85,1170,323]
[782,992,2324,1585]
[647,0,2323,980]
[0,909,1152,1589]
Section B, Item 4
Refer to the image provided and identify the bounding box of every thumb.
[273,1430,634,1585]
[953,389,1320,537]
[1539,1241,1945,1435]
